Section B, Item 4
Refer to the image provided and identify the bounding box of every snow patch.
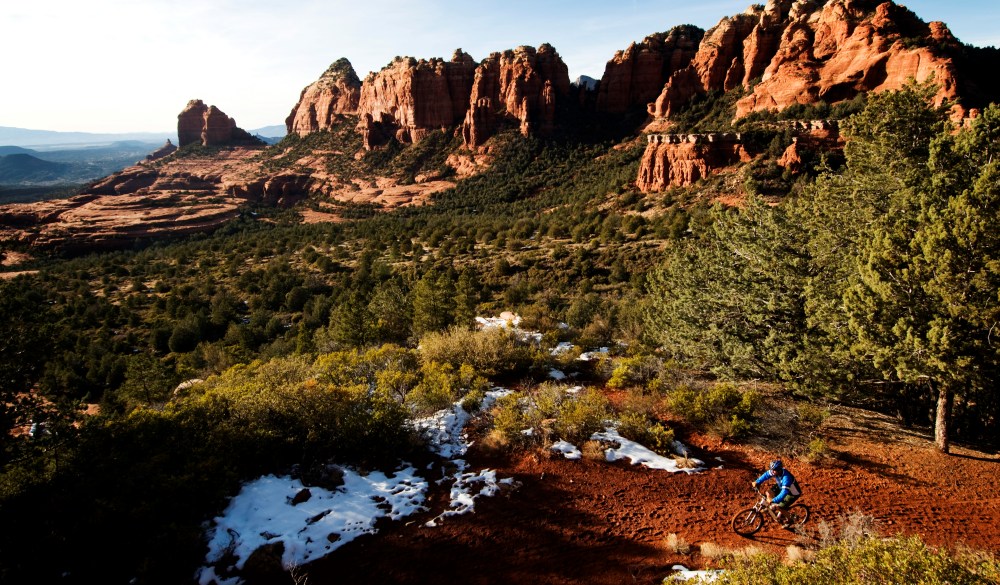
[591,427,704,473]
[669,565,722,582]
[550,440,582,460]
[577,347,609,361]
[197,468,427,583]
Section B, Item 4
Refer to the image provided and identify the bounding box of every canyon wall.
[636,133,752,191]
[596,26,704,114]
[461,44,571,148]
[356,50,477,150]
[649,0,962,121]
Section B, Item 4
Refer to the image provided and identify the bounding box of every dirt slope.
[305,404,1000,585]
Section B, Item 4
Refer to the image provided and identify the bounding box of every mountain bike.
[731,488,809,536]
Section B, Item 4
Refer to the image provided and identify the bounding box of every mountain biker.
[752,459,801,526]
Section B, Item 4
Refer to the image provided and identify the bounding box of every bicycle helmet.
[769,459,783,472]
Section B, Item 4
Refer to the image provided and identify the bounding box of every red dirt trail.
[303,405,1000,585]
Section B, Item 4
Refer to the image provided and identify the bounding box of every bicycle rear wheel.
[731,508,764,536]
[785,504,810,529]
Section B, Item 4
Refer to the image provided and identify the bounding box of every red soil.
[305,404,1000,585]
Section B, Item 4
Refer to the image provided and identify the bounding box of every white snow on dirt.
[592,427,704,473]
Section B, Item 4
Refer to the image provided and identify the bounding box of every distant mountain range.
[0,126,175,149]
[0,125,287,191]
[0,141,163,187]
[0,125,286,150]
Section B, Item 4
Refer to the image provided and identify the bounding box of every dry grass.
[665,533,691,554]
[581,440,607,461]
[674,452,697,469]
[784,544,815,564]
[812,510,880,548]
[479,429,512,453]
[698,542,765,560]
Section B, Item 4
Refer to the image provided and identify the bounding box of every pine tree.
[644,198,808,380]
[838,95,1000,452]
[411,269,455,336]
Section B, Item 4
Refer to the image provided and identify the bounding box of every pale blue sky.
[2,0,996,133]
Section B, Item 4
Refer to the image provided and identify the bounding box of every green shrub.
[804,436,832,463]
[460,387,487,412]
[418,326,533,377]
[665,382,758,439]
[607,354,664,389]
[616,411,676,456]
[552,387,610,445]
[404,361,457,416]
[712,535,1000,584]
[798,402,831,429]
[490,392,531,447]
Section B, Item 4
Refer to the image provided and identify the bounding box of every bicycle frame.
[731,488,809,536]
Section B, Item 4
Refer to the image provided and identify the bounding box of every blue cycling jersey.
[754,468,801,504]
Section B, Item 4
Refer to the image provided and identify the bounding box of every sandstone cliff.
[286,58,362,136]
[357,50,477,150]
[461,44,571,148]
[177,99,262,147]
[649,0,963,120]
[596,26,704,114]
[636,133,752,191]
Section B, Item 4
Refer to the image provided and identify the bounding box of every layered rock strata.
[636,133,752,191]
[286,58,362,136]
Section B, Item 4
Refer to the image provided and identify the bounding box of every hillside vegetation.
[0,83,999,583]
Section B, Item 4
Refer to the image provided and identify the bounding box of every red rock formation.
[357,50,477,150]
[596,26,704,114]
[177,99,261,147]
[736,1,960,116]
[144,140,177,162]
[461,44,571,148]
[648,0,963,121]
[650,5,777,119]
[776,121,844,173]
[636,133,751,191]
[286,58,362,136]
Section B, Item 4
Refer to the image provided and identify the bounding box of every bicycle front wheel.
[731,508,764,536]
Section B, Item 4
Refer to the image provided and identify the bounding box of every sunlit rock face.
[286,58,362,136]
[649,0,962,121]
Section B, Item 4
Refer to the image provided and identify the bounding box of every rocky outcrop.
[286,58,362,136]
[177,99,262,147]
[649,0,963,120]
[776,120,843,172]
[144,140,177,162]
[636,133,751,190]
[357,50,477,150]
[596,26,704,114]
[461,44,571,148]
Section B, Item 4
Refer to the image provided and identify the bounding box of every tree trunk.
[934,383,953,454]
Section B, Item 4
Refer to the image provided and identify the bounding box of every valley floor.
[303,404,1000,585]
